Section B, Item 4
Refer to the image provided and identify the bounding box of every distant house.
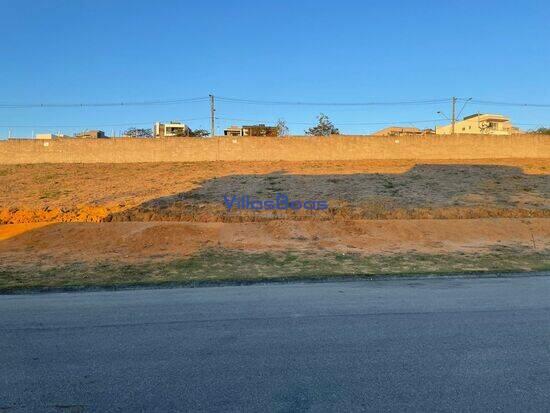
[223,124,278,137]
[153,122,191,138]
[243,124,278,137]
[223,126,243,137]
[36,133,57,140]
[372,126,423,137]
[35,133,71,140]
[436,114,520,135]
[75,130,107,139]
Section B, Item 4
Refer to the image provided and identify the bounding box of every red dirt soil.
[1,159,548,224]
[0,218,547,267]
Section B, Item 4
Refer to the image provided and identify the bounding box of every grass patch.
[38,189,70,200]
[0,247,549,292]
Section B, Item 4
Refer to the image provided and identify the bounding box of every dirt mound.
[1,218,547,268]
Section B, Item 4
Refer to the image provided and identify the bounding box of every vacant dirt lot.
[1,159,548,224]
[0,158,548,290]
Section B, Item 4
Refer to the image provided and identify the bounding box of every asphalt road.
[1,275,549,412]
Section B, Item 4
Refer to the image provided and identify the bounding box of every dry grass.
[1,246,548,292]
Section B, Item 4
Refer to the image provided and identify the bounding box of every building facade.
[224,124,278,137]
[372,127,435,137]
[74,130,107,139]
[372,127,422,136]
[436,114,519,135]
[153,122,191,138]
[223,126,243,136]
[36,133,57,140]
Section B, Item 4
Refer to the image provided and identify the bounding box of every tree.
[531,127,550,135]
[124,127,152,138]
[305,114,339,136]
[170,128,189,137]
[189,128,210,137]
[276,119,289,137]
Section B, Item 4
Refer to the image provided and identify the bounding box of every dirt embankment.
[1,218,547,267]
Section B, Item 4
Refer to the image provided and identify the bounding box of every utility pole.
[209,94,215,137]
[451,96,457,134]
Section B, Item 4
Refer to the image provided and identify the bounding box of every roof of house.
[372,126,421,135]
[462,113,509,121]
[76,129,103,134]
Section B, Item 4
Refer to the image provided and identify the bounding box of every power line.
[2,95,549,109]
[3,118,545,130]
[217,116,441,126]
[216,97,451,106]
[461,98,550,108]
[0,97,209,109]
[0,117,210,128]
[2,93,549,132]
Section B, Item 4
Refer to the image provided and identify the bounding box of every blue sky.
[1,0,549,137]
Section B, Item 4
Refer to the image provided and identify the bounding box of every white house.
[436,114,520,135]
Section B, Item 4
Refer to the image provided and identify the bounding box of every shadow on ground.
[106,164,550,222]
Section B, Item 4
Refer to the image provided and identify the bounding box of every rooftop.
[462,113,509,121]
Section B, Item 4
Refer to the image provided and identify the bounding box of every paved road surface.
[1,275,550,412]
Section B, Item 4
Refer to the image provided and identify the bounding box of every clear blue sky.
[1,0,549,137]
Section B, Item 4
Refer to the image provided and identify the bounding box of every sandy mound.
[1,218,547,267]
